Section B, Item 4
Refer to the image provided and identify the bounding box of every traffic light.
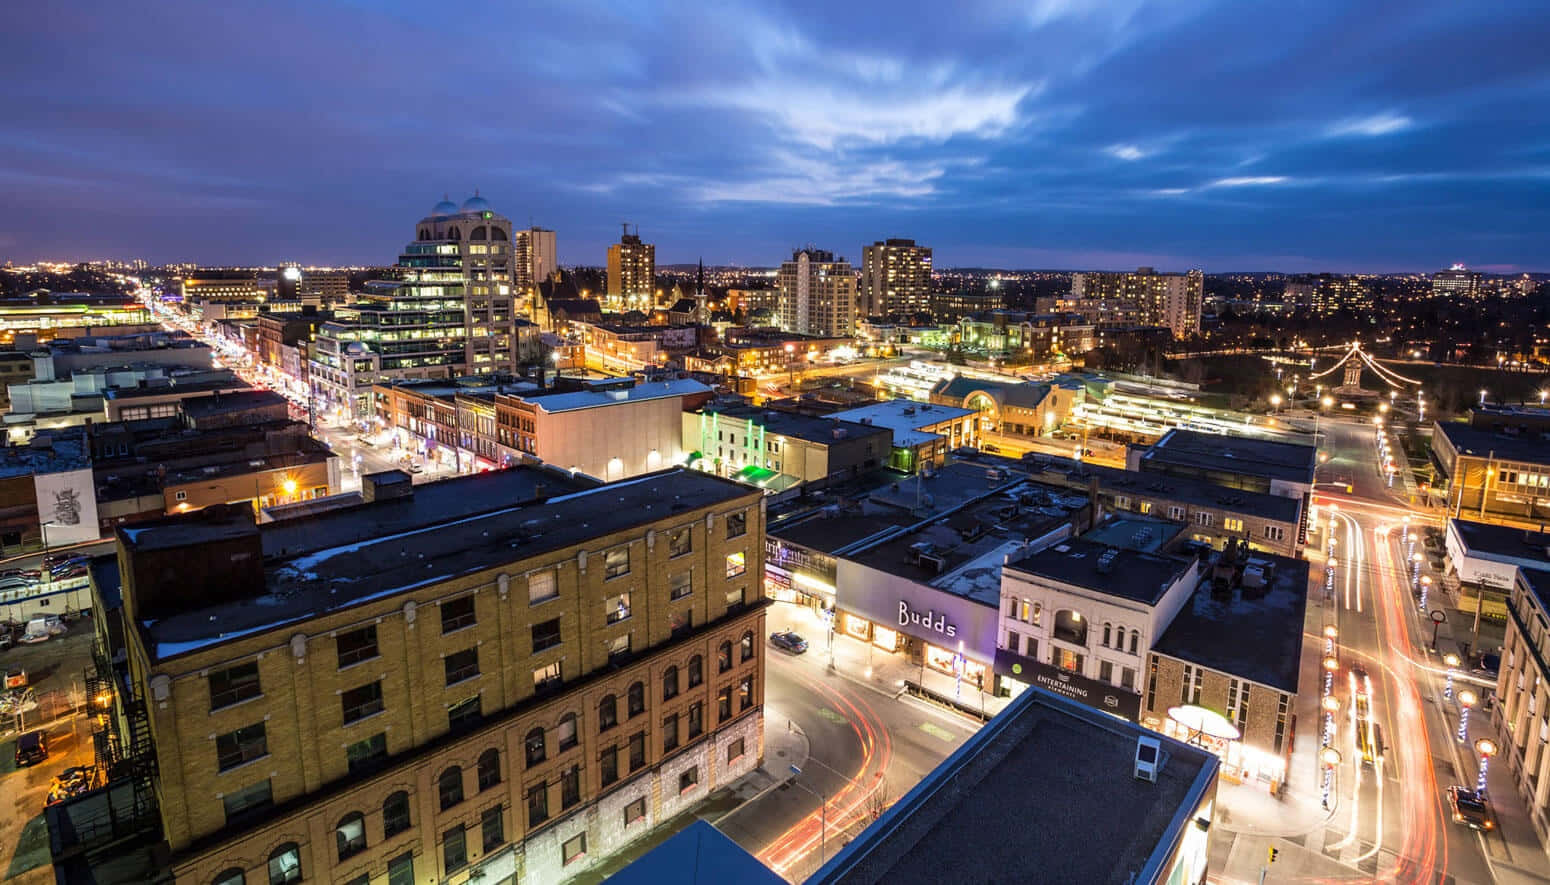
[1268,847,1279,864]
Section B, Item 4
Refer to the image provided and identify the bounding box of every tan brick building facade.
[115,469,767,884]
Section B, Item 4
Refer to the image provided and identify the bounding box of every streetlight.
[1475,738,1498,794]
[1269,394,1281,413]
[1419,575,1432,611]
[1457,689,1477,743]
[1480,388,1488,408]
[787,765,828,866]
[1320,746,1342,809]
[1443,652,1460,701]
[1323,625,1339,640]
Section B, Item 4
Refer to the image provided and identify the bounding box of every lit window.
[725,552,746,579]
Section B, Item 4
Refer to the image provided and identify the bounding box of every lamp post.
[1270,394,1281,414]
[788,765,827,867]
[1411,552,1423,595]
[1475,738,1498,794]
[1443,652,1460,702]
[1419,575,1432,612]
[1457,689,1476,744]
[1480,388,1488,408]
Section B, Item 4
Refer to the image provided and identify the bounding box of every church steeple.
[694,258,708,324]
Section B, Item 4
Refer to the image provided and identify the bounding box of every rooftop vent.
[1096,548,1120,574]
[1134,736,1162,783]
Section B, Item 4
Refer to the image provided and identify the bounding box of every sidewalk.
[770,603,1012,721]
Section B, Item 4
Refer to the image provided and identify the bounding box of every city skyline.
[3,1,1549,272]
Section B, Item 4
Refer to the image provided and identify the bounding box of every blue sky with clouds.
[3,0,1548,271]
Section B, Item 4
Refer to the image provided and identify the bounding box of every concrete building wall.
[534,397,686,481]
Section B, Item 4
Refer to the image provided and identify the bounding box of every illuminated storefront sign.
[994,648,1141,721]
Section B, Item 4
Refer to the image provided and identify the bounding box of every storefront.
[993,647,1142,721]
[1146,709,1289,791]
[833,558,1002,685]
[766,537,838,611]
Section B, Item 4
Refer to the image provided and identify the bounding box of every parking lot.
[0,623,95,883]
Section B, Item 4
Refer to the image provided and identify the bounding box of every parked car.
[14,730,47,767]
[0,576,37,593]
[769,631,809,654]
[42,554,86,570]
[1447,786,1495,830]
[0,569,39,580]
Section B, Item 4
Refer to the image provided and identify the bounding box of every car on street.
[14,730,47,767]
[769,631,808,654]
[1447,786,1496,830]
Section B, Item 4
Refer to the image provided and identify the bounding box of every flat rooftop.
[813,683,1217,885]
[130,468,750,661]
[1435,421,1550,467]
[828,400,976,447]
[697,405,892,447]
[1152,553,1311,693]
[1450,518,1550,564]
[1081,515,1186,554]
[1007,536,1194,605]
[0,430,90,478]
[1006,455,1303,524]
[1522,567,1550,615]
[526,378,709,413]
[1141,429,1316,485]
[179,389,287,416]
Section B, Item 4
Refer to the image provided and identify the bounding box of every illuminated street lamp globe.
[1420,575,1432,588]
[1407,532,1418,544]
[1444,653,1460,668]
[1476,738,1498,758]
[1323,656,1340,672]
[1319,746,1343,767]
[1329,503,1340,513]
[1458,689,1477,709]
[1321,396,1334,408]
[1321,696,1340,713]
[1329,558,1339,569]
[1270,394,1282,408]
[1323,625,1339,639]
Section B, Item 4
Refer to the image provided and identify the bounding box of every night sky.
[4,1,1548,272]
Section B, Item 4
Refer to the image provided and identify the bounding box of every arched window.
[627,681,645,717]
[491,227,508,241]
[599,694,618,731]
[477,748,501,791]
[448,225,461,240]
[718,641,733,673]
[688,654,704,688]
[1052,610,1087,646]
[1129,631,1139,655]
[383,790,411,837]
[418,228,429,241]
[1102,623,1112,647]
[438,765,464,810]
[470,226,488,241]
[213,869,245,885]
[557,712,578,751]
[740,631,754,662]
[525,727,546,767]
[336,811,366,860]
[662,665,679,701]
[267,843,301,885]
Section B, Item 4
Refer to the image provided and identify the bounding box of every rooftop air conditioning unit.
[1134,736,1162,783]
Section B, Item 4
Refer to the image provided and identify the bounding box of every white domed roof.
[430,199,459,217]
[461,194,493,213]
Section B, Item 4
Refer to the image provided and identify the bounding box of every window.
[718,686,732,722]
[341,680,384,724]
[1129,631,1139,655]
[663,666,680,701]
[600,745,619,787]
[267,843,301,885]
[1223,517,1244,532]
[599,695,619,732]
[1099,660,1114,683]
[740,631,754,662]
[1052,610,1087,646]
[718,641,733,673]
[336,625,378,668]
[726,510,747,539]
[628,731,646,771]
[383,791,412,837]
[444,647,480,685]
[663,713,679,752]
[1196,511,1214,527]
[387,852,414,885]
[1181,664,1203,705]
[726,586,747,610]
[1168,505,1186,521]
[606,633,632,662]
[557,713,578,752]
[345,732,387,774]
[624,796,646,827]
[438,766,464,810]
[627,681,645,717]
[688,702,704,740]
[1264,525,1285,542]
[527,783,549,827]
[563,833,587,866]
[213,869,245,885]
[670,571,692,600]
[441,594,476,633]
[725,551,746,579]
[209,661,261,711]
[443,824,468,874]
[447,695,482,732]
[478,748,502,791]
[727,737,746,763]
[669,528,692,557]
[679,765,700,793]
[606,591,632,624]
[1101,623,1111,648]
[525,727,547,767]
[561,765,581,809]
[688,655,703,688]
[669,609,693,638]
[336,812,367,861]
[532,617,562,653]
[739,676,754,711]
[605,546,630,579]
[528,569,558,604]
[481,804,505,853]
[215,722,267,772]
[223,779,273,825]
[1122,667,1136,690]
[534,661,562,693]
